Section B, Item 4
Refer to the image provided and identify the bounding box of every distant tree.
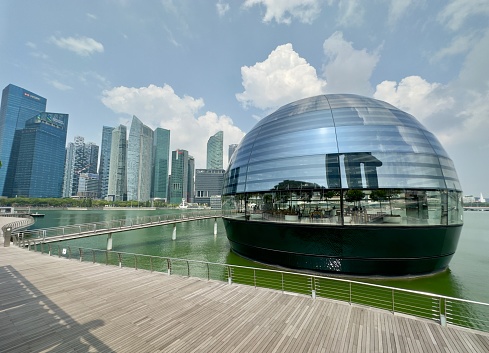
[345,190,365,206]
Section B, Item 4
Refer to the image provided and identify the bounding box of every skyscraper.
[62,136,99,197]
[170,149,188,204]
[62,143,75,197]
[107,125,128,201]
[98,126,113,199]
[152,128,170,200]
[207,131,223,170]
[127,116,153,202]
[0,84,47,196]
[11,113,68,198]
[228,144,238,163]
[187,155,195,203]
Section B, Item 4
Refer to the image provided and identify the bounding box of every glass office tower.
[152,128,170,200]
[98,126,114,200]
[127,116,153,202]
[107,125,127,201]
[11,113,68,198]
[170,149,189,204]
[0,84,47,196]
[222,94,463,276]
[207,131,223,169]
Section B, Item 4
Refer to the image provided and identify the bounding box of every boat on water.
[30,212,45,218]
[222,94,463,277]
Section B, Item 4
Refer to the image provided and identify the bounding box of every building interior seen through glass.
[222,186,463,226]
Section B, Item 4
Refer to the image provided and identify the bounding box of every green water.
[28,209,489,303]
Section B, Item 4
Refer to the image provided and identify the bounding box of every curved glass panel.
[223,94,462,210]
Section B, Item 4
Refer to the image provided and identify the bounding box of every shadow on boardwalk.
[1,246,489,353]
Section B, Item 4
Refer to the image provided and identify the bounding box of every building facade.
[107,125,128,201]
[62,143,75,197]
[228,144,238,163]
[194,169,224,206]
[11,113,68,198]
[0,84,47,196]
[170,149,189,204]
[206,131,223,170]
[77,173,99,199]
[127,116,153,202]
[98,126,113,199]
[152,128,170,201]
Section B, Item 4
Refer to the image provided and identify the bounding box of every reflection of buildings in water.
[326,153,382,189]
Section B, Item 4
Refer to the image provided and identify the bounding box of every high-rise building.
[152,128,170,201]
[77,173,99,199]
[170,149,188,204]
[187,155,195,203]
[228,144,238,163]
[195,169,224,205]
[62,136,99,197]
[0,84,47,196]
[127,116,153,202]
[62,143,75,197]
[11,113,68,198]
[98,126,113,199]
[107,125,127,201]
[207,131,223,170]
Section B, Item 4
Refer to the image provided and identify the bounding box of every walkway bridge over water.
[13,211,222,249]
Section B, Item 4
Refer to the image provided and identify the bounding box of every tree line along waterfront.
[0,197,178,209]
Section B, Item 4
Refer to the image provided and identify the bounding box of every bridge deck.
[1,247,488,353]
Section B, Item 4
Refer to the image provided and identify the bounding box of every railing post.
[392,289,395,314]
[254,269,256,288]
[105,251,109,265]
[349,282,351,305]
[167,259,171,275]
[118,253,122,268]
[58,245,61,257]
[207,263,210,280]
[228,267,232,284]
[134,255,138,270]
[440,298,447,326]
[281,273,284,293]
[92,250,96,263]
[311,277,316,299]
[187,260,190,277]
[68,246,71,259]
[79,248,83,262]
[48,244,51,256]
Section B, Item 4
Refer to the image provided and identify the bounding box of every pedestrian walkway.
[1,246,488,352]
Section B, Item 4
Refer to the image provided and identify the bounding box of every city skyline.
[1,1,488,196]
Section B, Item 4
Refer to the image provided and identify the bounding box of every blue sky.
[1,0,488,196]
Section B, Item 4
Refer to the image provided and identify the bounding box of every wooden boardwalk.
[1,247,488,353]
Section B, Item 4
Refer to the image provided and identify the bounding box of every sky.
[1,0,488,197]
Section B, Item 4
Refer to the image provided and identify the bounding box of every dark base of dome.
[223,217,462,276]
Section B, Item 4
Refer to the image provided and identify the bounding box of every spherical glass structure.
[222,94,463,276]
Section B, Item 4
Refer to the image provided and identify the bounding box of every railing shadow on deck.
[21,242,489,334]
[0,265,114,353]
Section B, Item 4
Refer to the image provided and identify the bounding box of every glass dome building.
[222,94,463,276]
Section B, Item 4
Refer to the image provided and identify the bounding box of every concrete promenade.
[1,247,489,352]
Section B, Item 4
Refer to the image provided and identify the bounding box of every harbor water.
[27,209,489,304]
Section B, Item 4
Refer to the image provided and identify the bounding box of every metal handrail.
[14,210,222,241]
[23,242,489,333]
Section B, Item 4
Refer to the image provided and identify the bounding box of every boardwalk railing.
[13,211,222,242]
[24,243,489,333]
[1,215,35,235]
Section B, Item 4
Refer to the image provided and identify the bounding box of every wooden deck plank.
[1,246,489,353]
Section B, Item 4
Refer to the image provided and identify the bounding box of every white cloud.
[322,31,380,95]
[374,76,453,121]
[386,0,415,26]
[101,84,245,168]
[438,0,489,31]
[216,1,230,17]
[243,0,321,24]
[50,80,73,91]
[50,36,104,56]
[236,43,327,110]
[336,0,364,27]
[431,33,478,62]
[86,13,97,20]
